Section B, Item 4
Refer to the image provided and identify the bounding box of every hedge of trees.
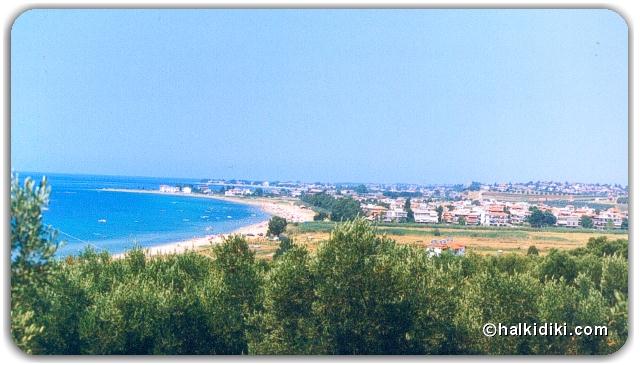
[300,192,362,222]
[11,177,628,355]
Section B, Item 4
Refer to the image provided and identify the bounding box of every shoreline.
[101,188,315,258]
[111,220,271,259]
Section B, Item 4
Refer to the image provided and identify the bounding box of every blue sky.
[11,9,628,184]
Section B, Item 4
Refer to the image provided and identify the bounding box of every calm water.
[16,172,270,257]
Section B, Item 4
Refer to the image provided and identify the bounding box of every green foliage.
[585,236,628,259]
[527,208,557,228]
[435,206,444,223]
[11,195,628,355]
[11,175,59,290]
[273,235,294,259]
[211,235,261,317]
[267,216,287,236]
[312,219,415,354]
[249,246,317,354]
[301,192,362,222]
[404,198,415,223]
[580,215,594,229]
[354,184,368,194]
[600,255,628,304]
[11,174,59,353]
[468,181,482,191]
[538,249,578,283]
[300,192,335,211]
[330,197,362,222]
[527,245,539,256]
[313,212,328,221]
[457,271,541,354]
[382,191,422,198]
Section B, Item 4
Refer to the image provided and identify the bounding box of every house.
[593,208,625,229]
[182,186,192,194]
[426,240,466,257]
[414,208,438,224]
[159,185,180,193]
[362,204,388,221]
[385,207,408,223]
[479,204,509,226]
[225,188,252,197]
[465,212,481,225]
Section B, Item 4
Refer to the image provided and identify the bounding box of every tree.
[527,208,556,228]
[330,198,362,222]
[312,218,422,354]
[210,235,262,353]
[621,218,628,230]
[457,216,466,226]
[457,271,542,354]
[580,215,594,229]
[538,249,578,283]
[249,246,317,354]
[274,236,295,259]
[300,192,334,211]
[354,184,368,194]
[267,216,287,237]
[10,182,628,355]
[404,199,415,223]
[585,236,628,258]
[313,212,328,221]
[11,174,59,353]
[468,181,482,191]
[527,245,539,256]
[435,206,444,223]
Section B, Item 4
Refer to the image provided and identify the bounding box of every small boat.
[201,215,209,219]
[98,219,107,223]
[227,215,232,219]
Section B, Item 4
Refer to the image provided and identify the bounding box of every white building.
[414,208,438,224]
[385,208,408,222]
[159,185,180,193]
[225,188,252,197]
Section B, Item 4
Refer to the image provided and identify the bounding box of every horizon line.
[13,169,630,188]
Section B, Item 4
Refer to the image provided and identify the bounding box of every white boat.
[98,219,107,223]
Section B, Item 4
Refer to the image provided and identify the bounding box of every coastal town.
[158,179,629,231]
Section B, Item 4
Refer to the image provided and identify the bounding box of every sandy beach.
[104,189,315,258]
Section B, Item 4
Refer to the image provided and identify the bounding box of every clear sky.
[11,9,628,185]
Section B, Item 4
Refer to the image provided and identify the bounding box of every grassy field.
[286,221,628,256]
[192,221,627,259]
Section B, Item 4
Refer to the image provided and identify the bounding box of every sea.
[15,172,270,257]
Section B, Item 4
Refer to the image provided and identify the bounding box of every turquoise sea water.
[16,173,270,257]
